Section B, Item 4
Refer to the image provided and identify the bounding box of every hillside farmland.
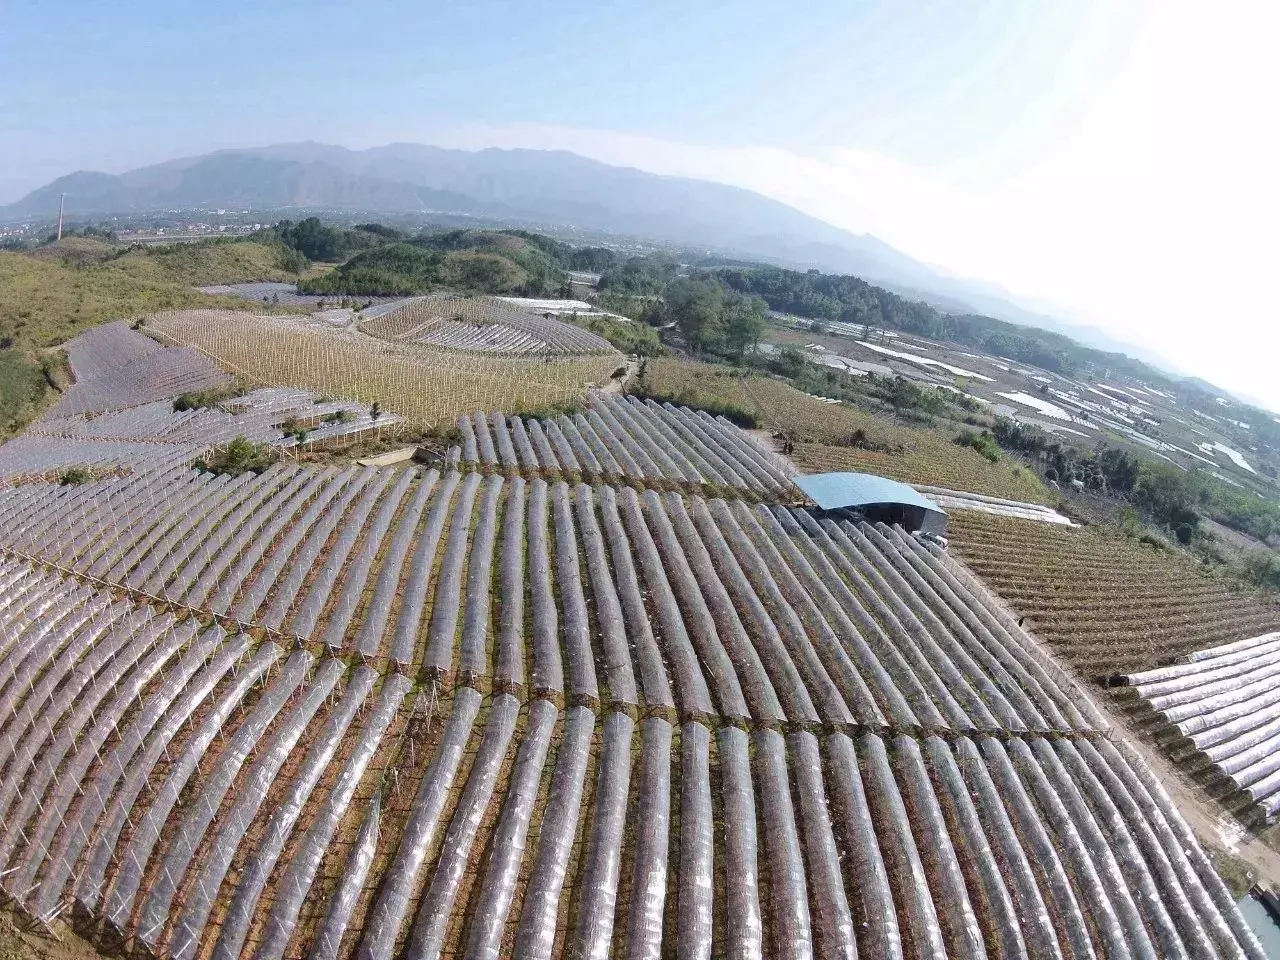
[145,309,621,427]
[948,510,1280,674]
[638,359,1056,504]
[0,314,1273,960]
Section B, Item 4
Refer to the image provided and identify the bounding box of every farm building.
[795,470,949,535]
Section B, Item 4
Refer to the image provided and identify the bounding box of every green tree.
[640,298,668,327]
[197,435,277,477]
[1132,462,1201,529]
[722,293,767,361]
[1098,448,1140,492]
[666,277,725,355]
[597,255,680,295]
[278,218,347,261]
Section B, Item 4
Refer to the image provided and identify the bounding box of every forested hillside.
[292,223,619,296]
[707,263,1177,382]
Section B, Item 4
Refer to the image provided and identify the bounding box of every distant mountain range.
[1,140,1167,367]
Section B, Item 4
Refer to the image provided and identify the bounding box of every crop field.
[361,297,616,356]
[31,388,402,453]
[1115,631,1280,825]
[794,440,1055,506]
[947,510,1280,675]
[0,467,1266,959]
[455,394,800,500]
[197,283,405,309]
[769,316,1280,489]
[45,321,233,418]
[0,329,1270,959]
[914,486,1075,526]
[145,310,621,426]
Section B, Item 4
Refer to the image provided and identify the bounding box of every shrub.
[39,350,73,391]
[954,428,1001,463]
[59,467,92,485]
[196,435,277,477]
[1138,531,1169,551]
[174,384,244,412]
[846,428,893,453]
[1240,550,1280,590]
[566,311,662,355]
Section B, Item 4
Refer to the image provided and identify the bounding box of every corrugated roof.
[794,471,945,514]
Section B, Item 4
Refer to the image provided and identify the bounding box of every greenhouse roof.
[795,471,944,515]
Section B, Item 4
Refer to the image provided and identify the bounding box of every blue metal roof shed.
[794,472,947,535]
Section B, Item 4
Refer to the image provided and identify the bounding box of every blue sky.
[4,1,1279,407]
[2,0,1103,198]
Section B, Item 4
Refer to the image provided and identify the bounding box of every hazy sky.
[4,1,1278,407]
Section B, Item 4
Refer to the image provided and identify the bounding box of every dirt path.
[1,911,104,960]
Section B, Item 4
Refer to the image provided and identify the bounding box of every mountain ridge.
[2,140,1165,369]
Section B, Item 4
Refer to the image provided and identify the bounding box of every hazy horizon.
[5,0,1277,409]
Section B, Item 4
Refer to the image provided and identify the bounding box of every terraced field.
[48,321,233,418]
[948,510,1280,674]
[30,386,402,454]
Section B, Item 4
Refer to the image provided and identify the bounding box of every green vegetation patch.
[298,244,521,296]
[59,467,94,485]
[295,227,608,298]
[195,435,278,477]
[0,350,51,435]
[562,312,661,356]
[173,384,246,412]
[954,428,1002,463]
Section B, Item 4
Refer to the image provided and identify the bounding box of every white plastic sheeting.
[1117,632,1280,821]
[458,391,798,496]
[0,459,1265,960]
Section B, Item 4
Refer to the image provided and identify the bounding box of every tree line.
[992,417,1280,547]
[596,255,1190,385]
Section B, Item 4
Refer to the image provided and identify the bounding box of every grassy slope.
[0,240,297,434]
[110,241,301,286]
